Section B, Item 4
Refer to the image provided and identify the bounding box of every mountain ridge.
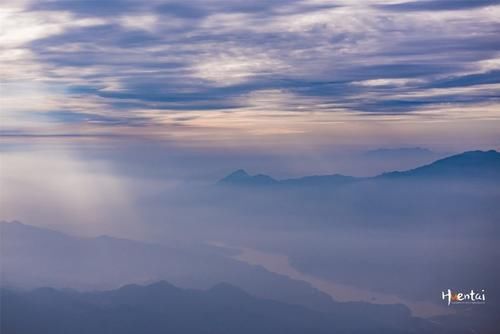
[1,281,449,334]
[0,220,340,312]
[218,150,500,187]
[379,150,500,179]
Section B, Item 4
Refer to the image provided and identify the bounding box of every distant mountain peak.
[218,169,278,186]
[218,169,357,188]
[218,169,249,183]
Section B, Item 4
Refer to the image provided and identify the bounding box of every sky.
[1,0,500,150]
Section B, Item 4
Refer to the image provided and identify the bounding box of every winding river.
[213,242,452,318]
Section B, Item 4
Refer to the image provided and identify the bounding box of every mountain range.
[218,150,500,187]
[0,221,335,312]
[3,222,462,333]
[1,281,456,334]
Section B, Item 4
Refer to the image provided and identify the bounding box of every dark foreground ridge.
[2,281,455,334]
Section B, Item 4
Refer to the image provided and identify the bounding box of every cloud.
[29,0,148,17]
[378,0,500,12]
[429,70,500,88]
[1,0,499,138]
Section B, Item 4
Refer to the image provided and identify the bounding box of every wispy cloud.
[378,0,500,12]
[1,0,499,140]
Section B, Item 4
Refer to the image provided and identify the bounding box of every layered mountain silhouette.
[8,222,454,319]
[1,282,452,334]
[218,169,279,185]
[218,169,356,187]
[218,150,500,187]
[380,150,500,179]
[4,222,491,333]
[212,149,500,239]
[0,221,334,312]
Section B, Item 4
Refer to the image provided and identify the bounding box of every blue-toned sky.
[1,0,500,149]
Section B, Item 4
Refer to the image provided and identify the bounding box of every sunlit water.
[213,242,453,318]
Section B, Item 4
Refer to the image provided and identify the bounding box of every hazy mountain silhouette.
[209,149,500,239]
[218,169,278,185]
[380,150,500,179]
[0,221,339,312]
[218,150,500,186]
[219,169,357,187]
[4,222,481,332]
[1,282,452,334]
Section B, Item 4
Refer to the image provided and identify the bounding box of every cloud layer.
[1,0,500,142]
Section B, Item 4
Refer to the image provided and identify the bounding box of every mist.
[2,139,499,329]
